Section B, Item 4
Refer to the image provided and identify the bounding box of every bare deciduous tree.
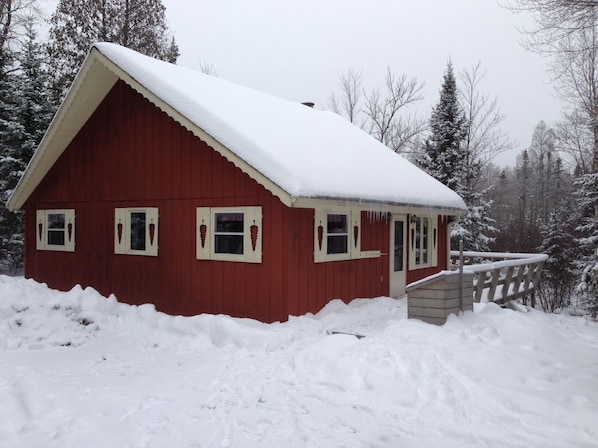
[1,0,41,51]
[328,68,362,125]
[507,1,598,172]
[459,62,514,190]
[329,66,426,154]
[507,0,598,52]
[363,67,426,153]
[552,24,598,172]
[556,109,595,172]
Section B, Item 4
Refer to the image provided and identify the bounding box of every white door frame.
[390,214,407,297]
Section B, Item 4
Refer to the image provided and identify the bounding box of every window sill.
[412,264,434,270]
[359,250,381,259]
[208,253,261,263]
[314,253,351,263]
[115,251,158,257]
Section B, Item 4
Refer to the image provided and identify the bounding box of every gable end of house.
[8,48,294,212]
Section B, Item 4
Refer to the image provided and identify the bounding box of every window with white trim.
[409,214,438,268]
[36,209,75,252]
[314,207,380,263]
[114,208,159,256]
[196,206,262,263]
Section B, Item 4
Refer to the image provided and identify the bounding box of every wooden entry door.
[390,215,407,297]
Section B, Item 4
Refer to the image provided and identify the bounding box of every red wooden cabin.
[8,44,466,323]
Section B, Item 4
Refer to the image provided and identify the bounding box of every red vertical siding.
[282,209,389,317]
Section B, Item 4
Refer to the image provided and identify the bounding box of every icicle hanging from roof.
[365,202,390,222]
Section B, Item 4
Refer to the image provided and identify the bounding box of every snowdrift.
[1,275,597,447]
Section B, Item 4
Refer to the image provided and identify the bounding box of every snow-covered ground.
[1,275,597,448]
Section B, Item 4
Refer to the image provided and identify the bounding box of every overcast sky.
[159,0,561,167]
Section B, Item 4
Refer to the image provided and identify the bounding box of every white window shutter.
[350,209,361,259]
[313,208,327,263]
[145,207,159,257]
[114,208,126,254]
[196,207,211,260]
[245,206,262,263]
[36,210,45,250]
[64,209,76,252]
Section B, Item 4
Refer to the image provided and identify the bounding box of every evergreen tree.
[14,24,53,160]
[489,166,515,251]
[537,206,578,313]
[0,2,20,269]
[514,149,543,252]
[574,172,598,319]
[451,187,497,252]
[418,61,495,251]
[0,23,52,270]
[578,261,598,319]
[418,60,468,192]
[46,0,179,104]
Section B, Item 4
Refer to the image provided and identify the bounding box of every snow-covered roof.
[8,43,466,213]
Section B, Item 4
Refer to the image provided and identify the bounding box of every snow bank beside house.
[1,275,597,448]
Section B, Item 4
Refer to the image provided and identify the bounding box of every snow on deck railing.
[449,251,548,305]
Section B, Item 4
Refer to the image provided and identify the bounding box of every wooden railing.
[449,251,548,305]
